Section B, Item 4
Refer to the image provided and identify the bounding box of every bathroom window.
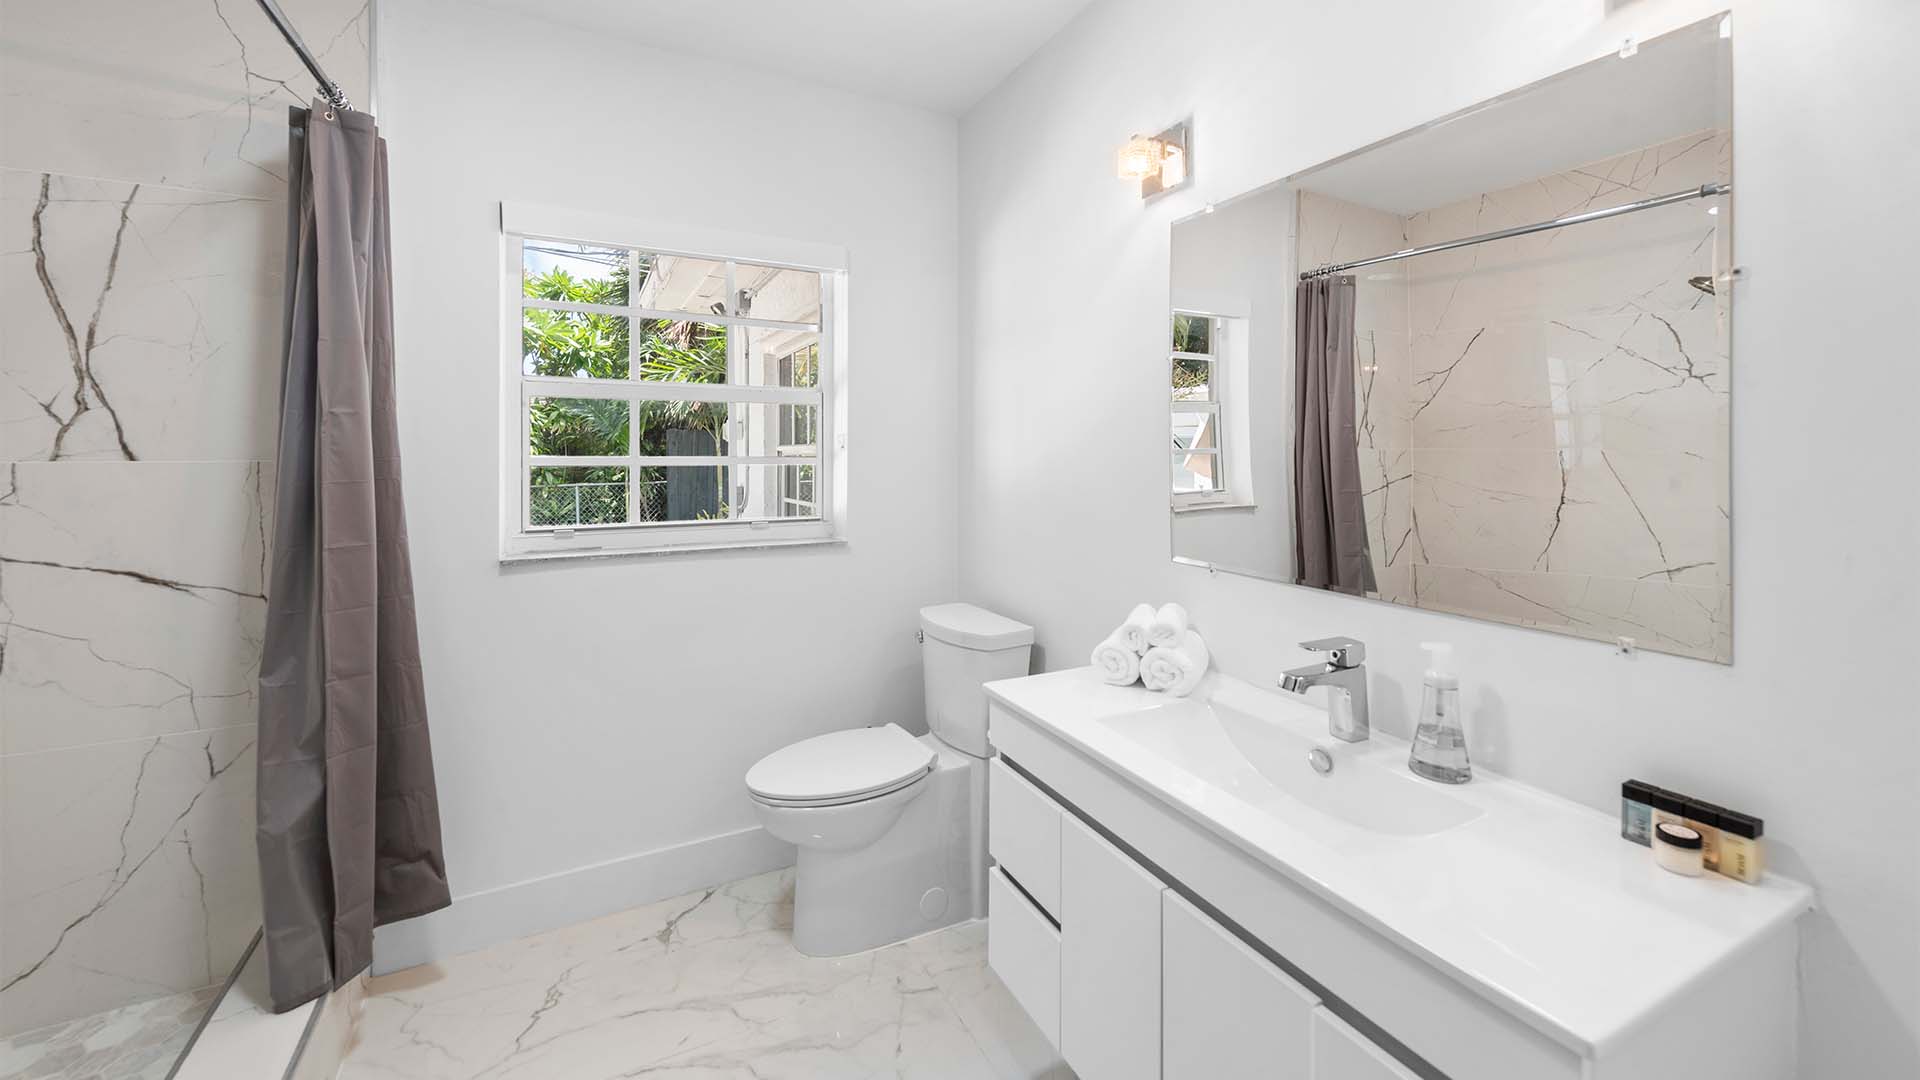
[1171,311,1228,504]
[500,205,846,560]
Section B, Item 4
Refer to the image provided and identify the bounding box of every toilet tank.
[919,603,1034,758]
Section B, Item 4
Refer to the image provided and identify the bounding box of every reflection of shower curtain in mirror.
[1293,276,1377,594]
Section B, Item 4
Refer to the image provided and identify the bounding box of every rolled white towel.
[1147,602,1190,648]
[1117,602,1156,654]
[1141,631,1210,697]
[1090,632,1142,686]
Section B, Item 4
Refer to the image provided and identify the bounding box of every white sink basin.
[1101,689,1484,838]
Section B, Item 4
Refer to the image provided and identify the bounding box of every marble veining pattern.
[0,0,369,1041]
[0,984,221,1080]
[1297,130,1732,661]
[339,869,1073,1080]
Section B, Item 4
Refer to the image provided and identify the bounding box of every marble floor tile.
[0,983,217,1080]
[340,869,1073,1080]
[171,935,319,1080]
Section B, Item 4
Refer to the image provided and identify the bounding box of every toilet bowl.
[746,603,1034,957]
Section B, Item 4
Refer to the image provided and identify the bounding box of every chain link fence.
[529,481,667,527]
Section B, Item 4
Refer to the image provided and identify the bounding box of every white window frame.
[1171,310,1229,507]
[499,203,848,561]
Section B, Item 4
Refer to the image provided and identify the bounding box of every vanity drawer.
[1312,1008,1420,1080]
[987,866,1060,1049]
[989,757,1062,918]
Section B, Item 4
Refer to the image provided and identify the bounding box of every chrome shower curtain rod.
[252,0,351,112]
[1298,182,1730,280]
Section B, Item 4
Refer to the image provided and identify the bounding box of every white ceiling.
[475,0,1097,114]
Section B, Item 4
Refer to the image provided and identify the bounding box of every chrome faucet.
[1279,637,1370,743]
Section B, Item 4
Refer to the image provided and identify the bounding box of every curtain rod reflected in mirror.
[1298,182,1730,280]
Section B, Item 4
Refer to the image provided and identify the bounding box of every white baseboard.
[371,825,795,975]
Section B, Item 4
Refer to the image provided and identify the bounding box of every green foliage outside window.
[524,260,731,521]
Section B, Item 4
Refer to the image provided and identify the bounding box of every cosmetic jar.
[1653,821,1704,877]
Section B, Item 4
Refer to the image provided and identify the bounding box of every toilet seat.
[746,723,936,808]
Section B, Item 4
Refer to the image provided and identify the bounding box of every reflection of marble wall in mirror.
[1294,130,1731,662]
[1406,131,1731,661]
[1168,187,1294,581]
[1168,12,1734,664]
[1282,130,1735,661]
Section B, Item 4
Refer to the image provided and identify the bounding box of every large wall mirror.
[1170,13,1733,663]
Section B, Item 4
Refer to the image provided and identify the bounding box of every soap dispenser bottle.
[1409,642,1470,784]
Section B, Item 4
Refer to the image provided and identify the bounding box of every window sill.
[1172,500,1258,515]
[500,535,846,565]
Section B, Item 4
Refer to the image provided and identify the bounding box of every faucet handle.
[1299,636,1366,668]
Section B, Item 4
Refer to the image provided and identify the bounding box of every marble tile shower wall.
[1300,130,1732,662]
[0,0,369,1036]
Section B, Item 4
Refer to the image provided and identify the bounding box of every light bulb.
[1117,135,1161,180]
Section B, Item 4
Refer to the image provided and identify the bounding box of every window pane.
[635,401,731,458]
[1172,313,1212,354]
[1172,357,1213,400]
[530,466,628,527]
[523,310,629,379]
[741,328,821,387]
[634,253,731,317]
[777,404,819,454]
[1173,452,1222,494]
[1171,409,1217,452]
[529,397,629,456]
[523,242,629,306]
[635,465,730,523]
[733,464,820,521]
[733,263,822,324]
[633,319,729,385]
[734,401,819,457]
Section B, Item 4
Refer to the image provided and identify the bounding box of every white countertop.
[985,667,1814,1059]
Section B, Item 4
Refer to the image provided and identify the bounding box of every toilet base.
[791,739,981,957]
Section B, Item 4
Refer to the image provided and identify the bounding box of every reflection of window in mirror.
[1170,311,1223,502]
[1171,310,1247,507]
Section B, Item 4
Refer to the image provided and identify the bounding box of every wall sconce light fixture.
[1116,122,1190,198]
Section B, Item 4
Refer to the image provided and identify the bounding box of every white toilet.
[746,603,1034,956]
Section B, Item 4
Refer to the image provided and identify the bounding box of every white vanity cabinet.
[1312,1011,1421,1080]
[987,759,1061,917]
[1059,817,1164,1080]
[1162,891,1319,1080]
[983,672,1813,1080]
[990,759,1414,1080]
[985,867,1059,1047]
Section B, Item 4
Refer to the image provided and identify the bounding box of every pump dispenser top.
[1422,642,1457,689]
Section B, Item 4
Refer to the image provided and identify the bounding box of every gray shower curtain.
[1293,276,1377,594]
[256,103,450,1013]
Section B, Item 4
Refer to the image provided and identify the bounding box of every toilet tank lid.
[919,603,1034,650]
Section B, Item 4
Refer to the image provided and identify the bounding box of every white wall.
[958,1,1919,1076]
[371,0,959,964]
